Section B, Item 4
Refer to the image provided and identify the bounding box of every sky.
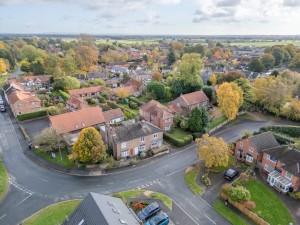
[0,0,300,35]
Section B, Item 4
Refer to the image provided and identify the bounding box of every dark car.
[145,212,169,225]
[224,168,239,181]
[0,105,5,112]
[137,202,161,222]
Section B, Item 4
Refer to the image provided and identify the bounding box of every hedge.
[128,97,145,106]
[17,110,47,121]
[273,133,295,145]
[192,132,204,140]
[59,90,70,101]
[163,132,192,147]
[259,126,300,138]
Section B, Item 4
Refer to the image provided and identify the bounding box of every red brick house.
[168,91,209,116]
[139,100,173,131]
[235,132,279,165]
[108,121,163,160]
[66,95,89,112]
[261,146,300,193]
[69,86,111,100]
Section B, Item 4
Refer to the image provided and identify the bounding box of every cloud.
[136,10,160,23]
[216,0,241,7]
[283,0,300,6]
[192,16,209,23]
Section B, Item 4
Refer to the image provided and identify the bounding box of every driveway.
[21,117,49,139]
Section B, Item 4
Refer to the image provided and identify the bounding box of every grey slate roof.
[249,131,279,153]
[62,192,140,225]
[86,72,108,80]
[113,121,162,143]
[263,146,300,177]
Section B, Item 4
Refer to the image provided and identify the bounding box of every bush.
[243,201,256,209]
[101,92,109,99]
[128,97,145,106]
[17,110,47,121]
[86,98,96,105]
[20,125,30,141]
[151,146,169,155]
[132,202,145,212]
[124,110,134,119]
[107,100,119,109]
[183,135,193,144]
[97,95,107,103]
[259,126,300,138]
[58,90,70,101]
[99,103,110,111]
[192,132,204,140]
[163,132,191,147]
[128,101,138,109]
[228,186,251,203]
[221,183,232,194]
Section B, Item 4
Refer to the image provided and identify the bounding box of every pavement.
[0,104,298,225]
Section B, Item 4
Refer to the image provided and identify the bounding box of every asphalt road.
[0,110,293,225]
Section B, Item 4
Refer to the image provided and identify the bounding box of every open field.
[62,38,160,45]
[224,40,300,47]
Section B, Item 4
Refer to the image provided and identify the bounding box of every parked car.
[0,99,4,106]
[144,212,169,225]
[224,168,239,181]
[0,105,5,112]
[137,202,161,222]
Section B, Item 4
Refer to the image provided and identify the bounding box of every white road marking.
[205,214,216,225]
[0,214,6,221]
[172,200,200,225]
[17,194,32,206]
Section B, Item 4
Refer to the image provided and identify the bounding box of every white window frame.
[153,133,158,139]
[249,147,254,153]
[121,150,129,157]
[246,154,253,163]
[267,154,276,163]
[151,142,158,148]
[121,142,126,149]
[264,164,273,172]
[139,145,146,151]
[285,172,293,180]
[140,137,144,142]
[165,118,171,123]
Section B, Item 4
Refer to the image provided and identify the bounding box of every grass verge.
[245,179,294,225]
[207,115,227,131]
[33,149,75,169]
[184,167,204,196]
[214,199,250,225]
[23,200,81,225]
[146,191,172,210]
[0,159,8,201]
[239,113,256,121]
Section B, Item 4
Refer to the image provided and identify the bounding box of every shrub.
[221,183,232,194]
[228,186,251,203]
[124,110,134,119]
[151,146,169,155]
[243,201,256,209]
[192,132,204,140]
[99,103,110,111]
[259,126,300,138]
[273,133,295,145]
[107,100,119,109]
[140,152,146,158]
[183,135,193,144]
[163,133,186,147]
[129,101,138,109]
[132,202,144,212]
[97,95,107,103]
[20,125,30,141]
[17,110,47,121]
[128,97,145,106]
[86,98,96,105]
[101,92,109,99]
[58,90,70,101]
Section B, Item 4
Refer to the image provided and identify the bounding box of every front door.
[130,149,133,156]
[238,149,243,160]
[134,147,139,155]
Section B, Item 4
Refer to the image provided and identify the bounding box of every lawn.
[0,159,8,200]
[95,39,160,45]
[34,149,75,169]
[211,155,236,172]
[117,103,139,116]
[184,166,204,196]
[207,115,227,131]
[245,179,294,225]
[224,40,300,47]
[0,74,10,84]
[167,127,192,139]
[214,199,250,225]
[113,190,173,210]
[23,200,81,225]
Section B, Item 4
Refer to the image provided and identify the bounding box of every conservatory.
[267,170,292,194]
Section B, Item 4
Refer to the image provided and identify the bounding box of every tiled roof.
[113,86,136,94]
[180,91,209,106]
[69,86,111,96]
[50,107,105,134]
[264,146,300,177]
[140,100,173,118]
[103,108,124,122]
[62,192,140,225]
[7,90,40,105]
[249,131,279,153]
[125,78,144,89]
[66,95,89,110]
[113,121,162,143]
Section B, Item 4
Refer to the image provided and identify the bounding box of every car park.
[144,212,169,225]
[224,168,239,181]
[137,202,161,222]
